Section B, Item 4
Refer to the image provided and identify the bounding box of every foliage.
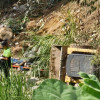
[28,34,74,77]
[6,18,24,34]
[33,72,100,100]
[90,37,100,48]
[92,53,100,65]
[27,9,76,77]
[91,53,100,80]
[62,10,77,40]
[0,70,32,100]
[33,79,78,100]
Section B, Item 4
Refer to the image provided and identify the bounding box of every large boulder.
[13,4,27,12]
[0,27,13,40]
[24,46,40,58]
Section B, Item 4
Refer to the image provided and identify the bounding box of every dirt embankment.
[27,0,100,44]
[0,0,100,56]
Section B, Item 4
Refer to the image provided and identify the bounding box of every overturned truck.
[49,45,100,84]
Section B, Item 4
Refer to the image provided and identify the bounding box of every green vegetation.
[0,0,100,99]
[91,53,100,80]
[26,10,77,77]
[5,17,28,34]
[62,10,77,39]
[1,70,100,100]
[0,70,32,100]
[6,18,23,34]
[92,53,100,66]
[33,72,100,100]
[29,34,74,77]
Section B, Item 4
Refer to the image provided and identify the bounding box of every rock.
[28,54,35,58]
[15,42,19,45]
[32,46,39,52]
[12,46,23,54]
[29,50,33,54]
[13,6,18,11]
[24,46,39,57]
[23,51,29,57]
[36,80,43,85]
[13,4,27,12]
[19,4,27,12]
[27,57,36,63]
[32,86,39,90]
[0,24,5,28]
[25,70,32,76]
[0,27,13,40]
[27,77,39,84]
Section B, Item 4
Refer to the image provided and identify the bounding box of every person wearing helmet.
[0,39,11,78]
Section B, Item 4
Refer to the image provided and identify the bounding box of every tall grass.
[28,34,74,77]
[0,70,32,100]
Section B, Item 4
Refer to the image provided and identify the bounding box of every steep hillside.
[0,0,100,55]
[0,0,99,78]
[27,0,100,47]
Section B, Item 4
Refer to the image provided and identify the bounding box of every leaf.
[33,79,77,100]
[81,84,100,99]
[88,74,100,86]
[84,79,100,91]
[33,73,100,100]
[79,83,84,87]
[78,72,90,79]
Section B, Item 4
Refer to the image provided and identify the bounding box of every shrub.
[6,18,24,34]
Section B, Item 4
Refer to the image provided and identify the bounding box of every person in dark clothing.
[0,39,11,78]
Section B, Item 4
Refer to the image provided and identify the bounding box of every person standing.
[0,39,11,78]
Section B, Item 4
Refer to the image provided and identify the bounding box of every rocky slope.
[27,0,100,47]
[0,0,100,57]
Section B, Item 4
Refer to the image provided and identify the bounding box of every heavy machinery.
[49,45,99,84]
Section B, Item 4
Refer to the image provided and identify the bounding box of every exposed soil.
[26,1,100,37]
[0,0,100,55]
